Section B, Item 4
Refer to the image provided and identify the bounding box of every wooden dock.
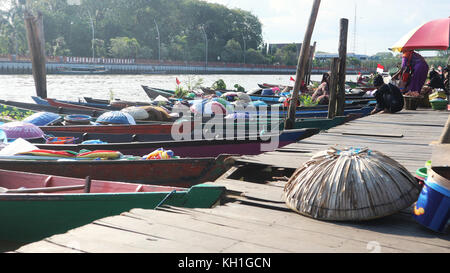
[11,109,450,253]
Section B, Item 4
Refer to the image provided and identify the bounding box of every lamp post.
[154,18,161,63]
[200,25,208,67]
[86,9,94,60]
[67,0,94,60]
[242,33,246,64]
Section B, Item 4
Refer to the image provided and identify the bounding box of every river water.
[0,74,359,103]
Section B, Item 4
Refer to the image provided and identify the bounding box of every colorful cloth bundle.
[46,137,78,144]
[16,149,78,158]
[143,148,178,160]
[76,150,122,160]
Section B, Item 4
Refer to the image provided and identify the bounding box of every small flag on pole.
[376,64,384,74]
[290,77,295,82]
[176,78,181,85]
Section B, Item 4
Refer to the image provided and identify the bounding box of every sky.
[1,0,448,56]
[204,0,450,56]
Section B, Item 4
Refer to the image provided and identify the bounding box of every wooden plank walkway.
[12,109,450,253]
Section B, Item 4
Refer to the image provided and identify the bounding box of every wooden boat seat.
[135,185,144,192]
[44,176,53,187]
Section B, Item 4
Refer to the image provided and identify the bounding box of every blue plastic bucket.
[413,167,450,233]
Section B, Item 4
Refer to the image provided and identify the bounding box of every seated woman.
[428,69,445,90]
[371,74,404,115]
[392,50,429,93]
[311,72,330,105]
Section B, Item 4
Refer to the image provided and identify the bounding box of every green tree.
[109,37,140,58]
[246,48,268,64]
[274,44,298,66]
[221,39,242,63]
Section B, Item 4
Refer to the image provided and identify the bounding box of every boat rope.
[155,190,177,209]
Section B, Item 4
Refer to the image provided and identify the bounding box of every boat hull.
[0,155,232,188]
[35,128,319,157]
[0,168,225,242]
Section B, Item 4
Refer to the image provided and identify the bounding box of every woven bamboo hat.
[283,147,421,221]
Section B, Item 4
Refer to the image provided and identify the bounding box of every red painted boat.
[45,98,107,112]
[0,154,233,188]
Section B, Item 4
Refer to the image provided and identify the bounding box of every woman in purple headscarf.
[392,50,429,93]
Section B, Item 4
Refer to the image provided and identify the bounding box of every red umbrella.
[390,17,450,52]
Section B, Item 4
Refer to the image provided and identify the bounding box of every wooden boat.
[44,98,109,112]
[0,99,106,117]
[34,128,318,157]
[0,169,225,242]
[55,65,108,75]
[142,85,176,99]
[32,96,123,111]
[40,116,345,143]
[0,153,233,187]
[84,97,152,108]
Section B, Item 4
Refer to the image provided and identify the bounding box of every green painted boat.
[204,116,348,132]
[0,169,226,243]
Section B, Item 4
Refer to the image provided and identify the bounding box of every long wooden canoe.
[41,117,345,143]
[0,99,106,117]
[0,154,233,187]
[0,169,225,242]
[35,128,319,157]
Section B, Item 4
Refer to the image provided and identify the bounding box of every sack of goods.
[283,147,421,221]
[121,106,150,120]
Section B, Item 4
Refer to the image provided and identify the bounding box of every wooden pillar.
[438,115,450,144]
[24,10,47,99]
[306,42,317,85]
[285,0,321,130]
[327,58,339,119]
[336,18,348,116]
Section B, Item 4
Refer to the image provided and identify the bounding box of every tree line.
[1,0,448,69]
[0,0,301,65]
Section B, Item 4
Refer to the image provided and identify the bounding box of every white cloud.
[204,0,450,55]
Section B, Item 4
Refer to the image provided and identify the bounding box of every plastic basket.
[430,99,448,111]
[404,96,420,110]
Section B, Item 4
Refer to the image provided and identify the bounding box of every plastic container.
[413,167,450,233]
[430,99,448,111]
[415,167,428,186]
[64,114,92,125]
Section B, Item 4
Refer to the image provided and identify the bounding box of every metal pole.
[87,9,94,59]
[201,26,208,68]
[242,33,246,64]
[154,18,160,63]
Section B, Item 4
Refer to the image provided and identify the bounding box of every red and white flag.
[290,76,295,82]
[376,64,384,74]
[176,78,181,85]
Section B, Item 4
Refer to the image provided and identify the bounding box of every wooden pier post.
[305,42,317,85]
[285,0,321,129]
[327,58,339,119]
[336,18,348,116]
[438,115,450,144]
[24,10,47,99]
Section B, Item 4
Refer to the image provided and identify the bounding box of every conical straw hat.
[283,147,421,221]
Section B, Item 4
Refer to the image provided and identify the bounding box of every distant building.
[315,52,370,61]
